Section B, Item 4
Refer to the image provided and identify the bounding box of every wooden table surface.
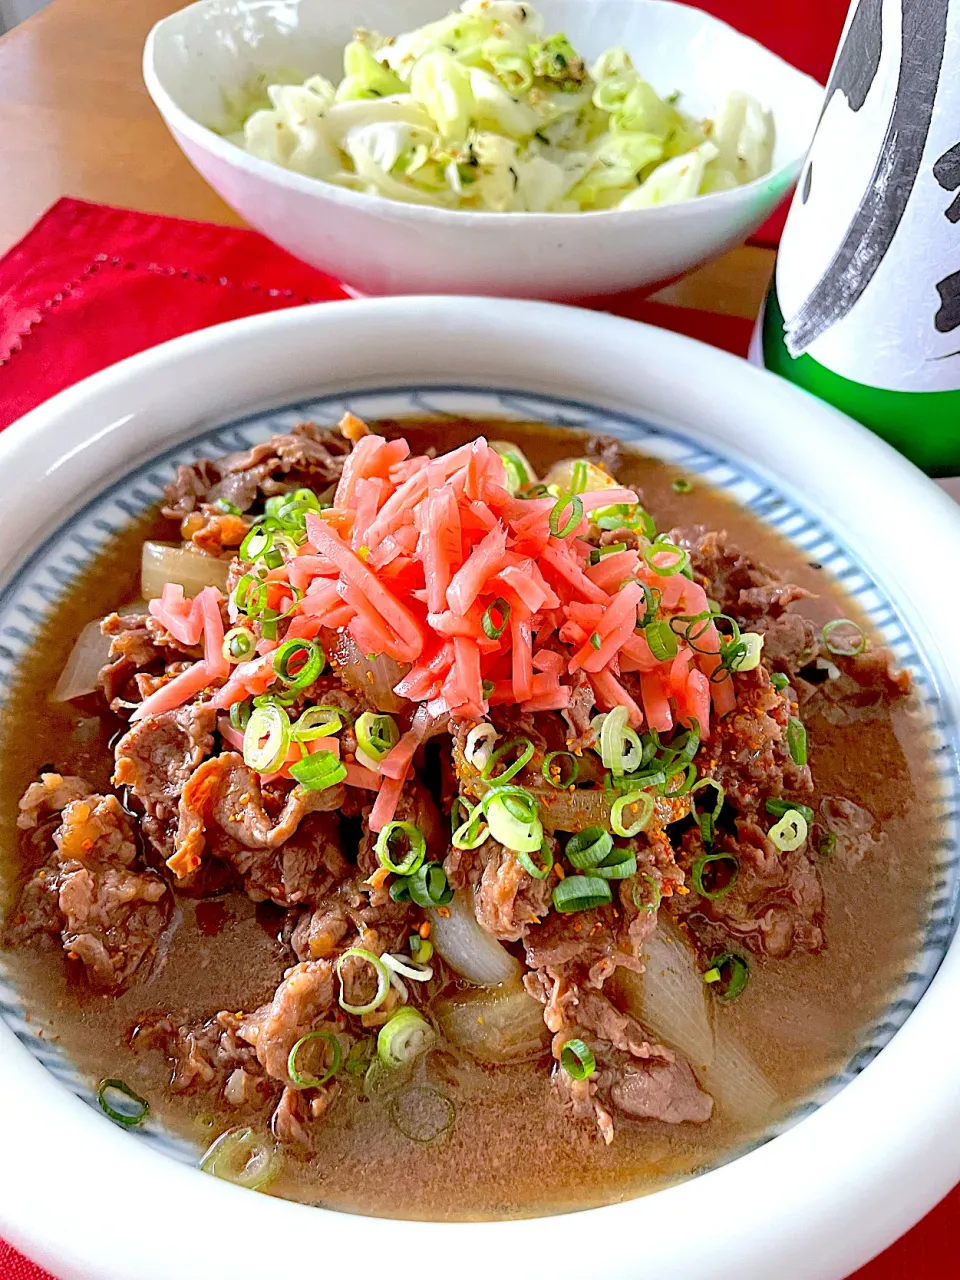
[0,0,775,320]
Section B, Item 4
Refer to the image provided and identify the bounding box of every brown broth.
[0,422,940,1220]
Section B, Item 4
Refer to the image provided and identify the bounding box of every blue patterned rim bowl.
[2,298,960,1280]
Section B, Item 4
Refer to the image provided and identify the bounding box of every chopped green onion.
[272,638,325,689]
[674,719,701,764]
[769,809,809,851]
[523,483,550,500]
[481,785,542,854]
[595,847,637,880]
[549,494,584,538]
[644,540,688,577]
[589,542,627,564]
[229,698,252,733]
[818,830,837,856]
[610,790,655,838]
[356,711,399,762]
[517,842,554,880]
[289,751,347,791]
[407,862,454,908]
[542,750,580,789]
[451,798,490,850]
[498,450,531,494]
[672,477,693,494]
[786,718,808,766]
[200,1126,281,1191]
[410,935,434,964]
[481,679,496,699]
[600,705,643,776]
[375,821,427,876]
[702,953,750,1001]
[377,1008,437,1069]
[336,948,390,1015]
[730,632,764,672]
[691,777,724,844]
[691,851,739,900]
[560,1038,596,1080]
[633,872,662,914]
[565,826,613,869]
[822,618,866,656]
[638,583,662,628]
[570,460,588,494]
[287,1030,341,1088]
[97,1079,149,1128]
[240,525,273,561]
[389,1085,455,1144]
[770,672,790,691]
[482,597,511,641]
[222,626,256,664]
[214,498,243,516]
[243,703,291,774]
[553,875,613,913]
[589,632,602,650]
[291,705,342,741]
[645,619,678,661]
[481,736,534,784]
[765,798,814,825]
[344,1037,375,1076]
[661,762,696,797]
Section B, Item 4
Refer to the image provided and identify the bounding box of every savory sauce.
[0,421,939,1219]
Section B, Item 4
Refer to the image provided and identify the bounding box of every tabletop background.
[2,0,958,1276]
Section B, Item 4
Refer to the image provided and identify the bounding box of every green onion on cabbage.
[225,0,774,213]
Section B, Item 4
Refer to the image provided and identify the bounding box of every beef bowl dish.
[0,407,946,1221]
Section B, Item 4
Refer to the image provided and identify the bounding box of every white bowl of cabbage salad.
[144,0,823,298]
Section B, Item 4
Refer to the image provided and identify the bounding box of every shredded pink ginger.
[134,433,737,831]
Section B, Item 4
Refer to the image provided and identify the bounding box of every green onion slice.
[451,798,490,851]
[565,825,614,869]
[97,1078,149,1128]
[200,1126,281,1191]
[549,494,584,539]
[691,851,739,900]
[644,540,688,577]
[590,542,627,564]
[821,618,866,656]
[272,638,325,689]
[638,583,662,628]
[595,847,637,880]
[645,619,679,662]
[553,875,613,913]
[769,809,809,851]
[672,477,693,494]
[240,525,273,562]
[517,842,554,880]
[389,1085,455,1144]
[356,711,400,762]
[633,872,662,914]
[542,750,580,789]
[344,1037,375,1076]
[336,948,390,1015]
[481,785,542,854]
[730,632,764,672]
[610,790,655,838]
[291,705,342,741]
[288,1030,342,1088]
[222,626,256,664]
[786,718,807,767]
[375,821,427,876]
[377,1007,437,1070]
[691,777,724,844]
[560,1038,596,1080]
[481,597,511,641]
[661,762,697,797]
[243,703,291,774]
[481,736,534,784]
[818,830,837,856]
[289,751,347,791]
[702,952,750,1001]
[570,460,589,494]
[770,672,790,692]
[407,862,454,907]
[600,705,643,776]
[229,698,252,733]
[765,798,814,825]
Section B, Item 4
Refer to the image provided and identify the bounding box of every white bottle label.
[776,0,960,394]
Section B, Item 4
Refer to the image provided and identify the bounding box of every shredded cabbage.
[227,1,775,213]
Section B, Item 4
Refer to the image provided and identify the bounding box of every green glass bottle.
[757,0,960,477]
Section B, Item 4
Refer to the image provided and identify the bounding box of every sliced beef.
[673,817,824,958]
[819,796,886,867]
[133,1009,270,1103]
[16,773,91,830]
[523,877,658,986]
[357,777,445,876]
[273,1080,339,1146]
[444,837,552,942]
[607,1054,713,1124]
[162,422,351,517]
[713,667,812,813]
[584,433,623,479]
[228,812,351,908]
[560,670,596,750]
[9,792,170,988]
[835,647,912,699]
[235,959,336,1080]
[172,752,345,881]
[114,704,217,859]
[99,612,201,711]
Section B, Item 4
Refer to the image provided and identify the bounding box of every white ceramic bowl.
[3,299,960,1280]
[143,0,823,299]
